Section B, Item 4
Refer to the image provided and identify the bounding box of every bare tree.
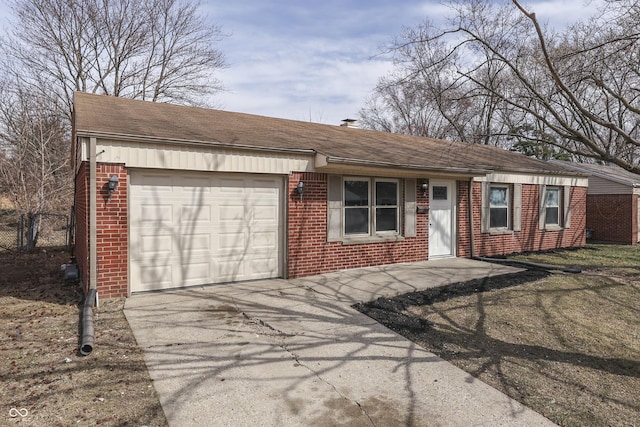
[0,82,71,215]
[1,0,226,118]
[0,0,226,225]
[361,12,522,148]
[361,0,640,172]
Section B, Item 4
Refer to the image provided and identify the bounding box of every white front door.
[429,179,455,258]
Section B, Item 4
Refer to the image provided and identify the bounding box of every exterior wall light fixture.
[107,175,119,196]
[296,181,305,202]
[421,180,429,197]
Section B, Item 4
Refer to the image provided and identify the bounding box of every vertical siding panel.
[539,184,546,230]
[405,179,416,237]
[513,183,522,232]
[327,175,342,242]
[563,185,571,228]
[481,181,490,233]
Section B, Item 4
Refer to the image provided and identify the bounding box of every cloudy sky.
[204,0,602,125]
[0,0,602,125]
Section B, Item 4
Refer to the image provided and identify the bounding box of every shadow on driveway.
[125,258,558,426]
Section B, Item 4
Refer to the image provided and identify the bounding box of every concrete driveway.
[124,258,556,426]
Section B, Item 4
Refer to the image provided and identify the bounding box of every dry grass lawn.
[358,244,640,427]
[0,249,167,426]
[2,243,638,426]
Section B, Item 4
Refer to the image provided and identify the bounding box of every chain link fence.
[0,210,72,251]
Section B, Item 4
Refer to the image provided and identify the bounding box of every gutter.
[315,153,492,176]
[89,136,97,294]
[75,129,317,156]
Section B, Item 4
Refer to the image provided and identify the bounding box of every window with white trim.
[489,185,509,229]
[343,178,399,236]
[375,180,399,232]
[344,179,370,234]
[544,186,561,226]
[481,182,521,233]
[539,185,571,230]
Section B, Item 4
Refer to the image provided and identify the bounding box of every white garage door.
[129,171,282,292]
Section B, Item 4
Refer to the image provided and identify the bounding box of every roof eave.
[551,161,639,186]
[315,154,491,177]
[75,129,317,156]
[490,167,588,177]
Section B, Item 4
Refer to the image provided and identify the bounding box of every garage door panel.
[218,203,245,219]
[253,205,277,221]
[179,261,211,284]
[140,235,173,254]
[178,234,211,252]
[136,263,173,289]
[215,259,244,281]
[251,231,277,248]
[250,258,278,277]
[239,257,278,279]
[130,171,282,292]
[140,204,173,223]
[180,205,211,222]
[217,232,247,252]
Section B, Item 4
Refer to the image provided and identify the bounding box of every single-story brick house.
[72,92,587,298]
[553,161,640,243]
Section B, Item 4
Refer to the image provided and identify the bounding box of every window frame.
[374,178,400,234]
[489,184,510,230]
[343,178,371,236]
[342,177,400,238]
[544,186,561,227]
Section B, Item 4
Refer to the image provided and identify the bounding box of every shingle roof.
[553,161,640,187]
[73,92,578,176]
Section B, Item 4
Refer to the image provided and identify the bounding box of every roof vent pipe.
[340,118,359,128]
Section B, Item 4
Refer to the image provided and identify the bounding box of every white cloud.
[527,0,604,25]
[0,0,606,127]
[208,0,417,124]
[210,0,607,125]
[217,49,394,124]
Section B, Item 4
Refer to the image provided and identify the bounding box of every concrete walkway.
[124,258,557,426]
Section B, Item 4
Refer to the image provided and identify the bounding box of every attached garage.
[129,170,283,292]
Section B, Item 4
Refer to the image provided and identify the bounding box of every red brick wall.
[458,182,586,257]
[586,194,637,243]
[287,173,430,278]
[74,162,89,293]
[95,164,128,298]
[457,181,472,257]
[76,166,587,296]
[74,162,128,298]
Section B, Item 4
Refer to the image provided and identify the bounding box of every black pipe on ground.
[80,288,96,356]
[473,256,582,274]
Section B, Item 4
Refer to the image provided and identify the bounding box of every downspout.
[89,136,97,295]
[468,178,475,259]
[80,136,98,356]
[80,288,96,355]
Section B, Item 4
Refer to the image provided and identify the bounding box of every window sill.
[543,225,564,232]
[487,229,514,235]
[340,234,405,245]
